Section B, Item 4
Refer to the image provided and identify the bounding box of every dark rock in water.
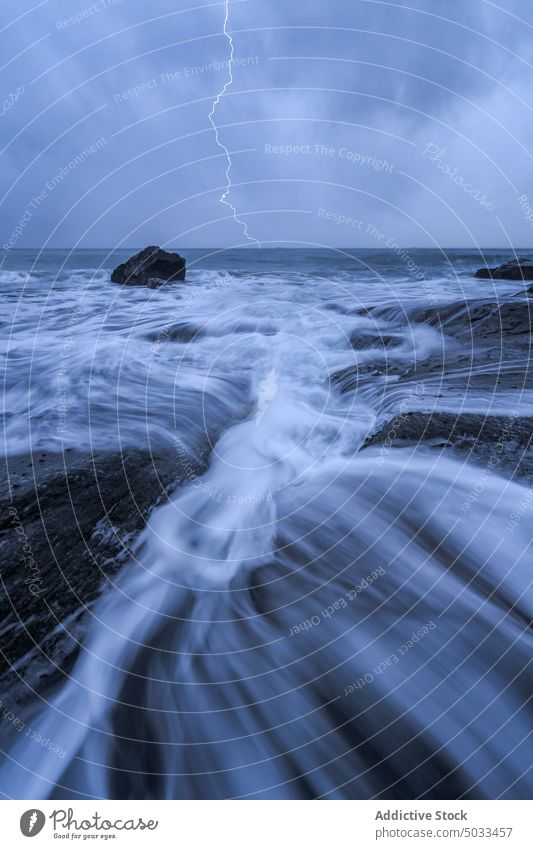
[111,246,186,287]
[475,258,533,280]
[350,329,403,350]
[145,320,205,343]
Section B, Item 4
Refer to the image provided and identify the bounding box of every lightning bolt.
[28,812,38,833]
[208,0,261,246]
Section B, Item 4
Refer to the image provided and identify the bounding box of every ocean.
[0,247,532,799]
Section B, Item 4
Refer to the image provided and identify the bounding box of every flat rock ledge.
[363,412,533,484]
[111,246,186,287]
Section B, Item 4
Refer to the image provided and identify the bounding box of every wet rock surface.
[331,294,532,389]
[364,412,533,483]
[0,449,197,704]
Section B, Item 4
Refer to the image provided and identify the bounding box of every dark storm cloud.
[2,0,533,248]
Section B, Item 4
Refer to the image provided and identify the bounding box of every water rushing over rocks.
[0,248,532,799]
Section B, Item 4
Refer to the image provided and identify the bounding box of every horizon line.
[3,246,532,252]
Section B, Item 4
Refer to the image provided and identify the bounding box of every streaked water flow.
[1,249,531,799]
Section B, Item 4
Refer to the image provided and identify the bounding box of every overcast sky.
[2,0,533,249]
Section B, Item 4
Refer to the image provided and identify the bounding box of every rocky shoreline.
[333,287,533,481]
[2,268,532,711]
